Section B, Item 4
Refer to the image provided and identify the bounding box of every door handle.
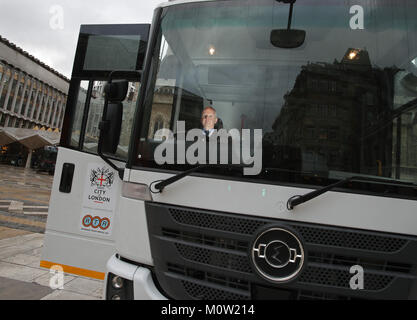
[59,163,75,193]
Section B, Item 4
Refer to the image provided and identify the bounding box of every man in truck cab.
[201,106,219,138]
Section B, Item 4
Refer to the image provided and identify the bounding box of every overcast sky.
[0,0,164,78]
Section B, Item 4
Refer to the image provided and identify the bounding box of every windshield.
[135,0,417,189]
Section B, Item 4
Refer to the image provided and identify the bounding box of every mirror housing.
[270,29,306,48]
[99,103,123,154]
[99,80,128,154]
[104,80,129,101]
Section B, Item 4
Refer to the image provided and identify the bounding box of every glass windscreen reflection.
[137,0,417,186]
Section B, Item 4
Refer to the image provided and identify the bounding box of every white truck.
[42,0,417,300]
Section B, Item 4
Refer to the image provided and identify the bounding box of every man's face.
[201,108,218,131]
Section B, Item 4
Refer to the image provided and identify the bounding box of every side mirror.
[270,29,306,48]
[99,80,128,154]
[104,80,129,101]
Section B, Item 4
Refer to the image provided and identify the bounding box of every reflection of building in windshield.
[265,49,400,177]
[147,85,174,140]
[147,83,204,140]
[392,99,417,180]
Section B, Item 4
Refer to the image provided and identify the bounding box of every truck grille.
[169,207,407,252]
[146,203,417,300]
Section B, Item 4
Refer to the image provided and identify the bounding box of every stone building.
[0,35,69,167]
[265,48,417,180]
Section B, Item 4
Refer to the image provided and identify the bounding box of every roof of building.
[0,127,60,149]
[0,35,70,83]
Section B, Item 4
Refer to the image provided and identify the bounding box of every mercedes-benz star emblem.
[251,227,305,283]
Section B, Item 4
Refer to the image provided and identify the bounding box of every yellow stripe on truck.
[40,260,105,280]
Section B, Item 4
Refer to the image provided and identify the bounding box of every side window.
[64,24,150,158]
[73,80,139,159]
[83,81,105,153]
[116,81,140,158]
[70,80,89,148]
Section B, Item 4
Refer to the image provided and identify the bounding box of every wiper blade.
[263,167,312,174]
[152,164,249,193]
[262,167,316,177]
[287,176,416,210]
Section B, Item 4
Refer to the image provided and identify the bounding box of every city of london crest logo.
[90,167,114,189]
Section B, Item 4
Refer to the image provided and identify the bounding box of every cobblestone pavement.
[0,164,51,233]
[0,165,104,300]
[0,228,103,300]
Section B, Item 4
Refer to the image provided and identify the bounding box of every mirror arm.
[277,0,296,30]
[287,2,294,30]
[108,70,142,82]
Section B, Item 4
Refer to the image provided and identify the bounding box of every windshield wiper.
[287,176,416,210]
[262,167,316,177]
[151,164,249,193]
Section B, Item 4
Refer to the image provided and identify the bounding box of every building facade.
[264,49,417,181]
[0,36,69,131]
[0,35,69,167]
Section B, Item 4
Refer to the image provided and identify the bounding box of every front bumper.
[105,254,167,300]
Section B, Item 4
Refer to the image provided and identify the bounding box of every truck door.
[40,24,150,280]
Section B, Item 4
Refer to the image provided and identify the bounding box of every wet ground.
[0,164,50,233]
[0,165,103,300]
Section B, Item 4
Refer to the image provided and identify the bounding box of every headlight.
[106,273,134,300]
[122,182,153,201]
[112,276,124,289]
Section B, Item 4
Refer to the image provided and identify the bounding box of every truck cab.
[42,0,417,300]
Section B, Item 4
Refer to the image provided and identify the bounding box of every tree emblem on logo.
[90,167,114,188]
